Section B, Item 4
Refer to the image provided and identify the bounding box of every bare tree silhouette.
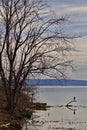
[0,0,74,115]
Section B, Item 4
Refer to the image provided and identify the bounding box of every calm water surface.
[22,87,87,130]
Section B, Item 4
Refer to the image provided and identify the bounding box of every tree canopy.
[0,0,74,114]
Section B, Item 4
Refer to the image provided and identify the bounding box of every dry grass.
[0,87,48,129]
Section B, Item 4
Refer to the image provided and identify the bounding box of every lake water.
[22,87,87,130]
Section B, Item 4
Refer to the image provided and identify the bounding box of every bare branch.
[0,0,75,114]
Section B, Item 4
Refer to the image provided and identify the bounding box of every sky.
[47,0,87,80]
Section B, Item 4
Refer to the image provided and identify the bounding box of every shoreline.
[0,102,49,129]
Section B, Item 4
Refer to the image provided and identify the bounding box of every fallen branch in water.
[66,97,77,107]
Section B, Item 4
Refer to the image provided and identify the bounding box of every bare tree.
[0,0,74,115]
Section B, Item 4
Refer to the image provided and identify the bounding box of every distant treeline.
[26,79,87,86]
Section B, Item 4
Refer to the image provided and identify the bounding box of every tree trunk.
[7,103,14,115]
[7,93,15,115]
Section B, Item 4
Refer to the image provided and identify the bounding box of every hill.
[26,79,87,86]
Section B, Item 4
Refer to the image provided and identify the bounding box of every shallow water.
[22,87,87,130]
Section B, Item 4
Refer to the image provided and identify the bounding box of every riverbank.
[0,88,48,130]
[0,103,48,129]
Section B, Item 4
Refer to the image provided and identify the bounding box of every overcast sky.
[48,0,87,80]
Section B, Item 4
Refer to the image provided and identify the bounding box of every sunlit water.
[22,87,87,130]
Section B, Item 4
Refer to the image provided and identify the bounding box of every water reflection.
[22,105,87,130]
[22,88,87,130]
[67,105,77,115]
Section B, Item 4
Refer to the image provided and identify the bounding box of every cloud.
[68,6,87,13]
[47,0,87,37]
